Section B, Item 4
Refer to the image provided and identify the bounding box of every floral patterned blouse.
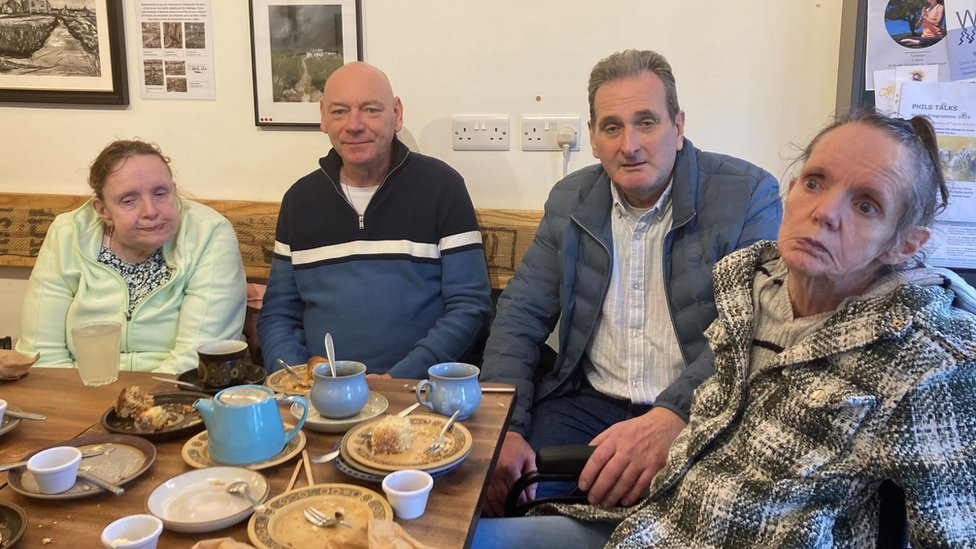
[97,246,172,316]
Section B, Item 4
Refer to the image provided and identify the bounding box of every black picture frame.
[0,0,128,105]
[249,0,362,127]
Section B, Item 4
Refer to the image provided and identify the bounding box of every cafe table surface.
[0,368,515,549]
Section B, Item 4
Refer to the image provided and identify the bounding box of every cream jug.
[194,385,308,465]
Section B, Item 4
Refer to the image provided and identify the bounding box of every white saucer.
[290,392,388,433]
[147,467,269,533]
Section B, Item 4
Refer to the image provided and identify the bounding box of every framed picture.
[0,0,128,105]
[249,0,362,127]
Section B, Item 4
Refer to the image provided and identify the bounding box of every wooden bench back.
[0,193,542,290]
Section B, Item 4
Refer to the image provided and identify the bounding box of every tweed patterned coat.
[542,241,976,548]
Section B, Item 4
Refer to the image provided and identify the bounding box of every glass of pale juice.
[71,321,122,386]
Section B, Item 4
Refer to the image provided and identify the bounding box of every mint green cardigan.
[16,198,246,374]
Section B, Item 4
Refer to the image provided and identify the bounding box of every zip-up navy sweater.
[258,137,492,378]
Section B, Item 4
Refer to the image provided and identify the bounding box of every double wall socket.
[521,116,582,151]
[452,115,510,151]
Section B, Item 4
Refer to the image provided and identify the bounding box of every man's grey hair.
[588,49,680,124]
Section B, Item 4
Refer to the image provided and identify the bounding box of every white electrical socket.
[452,115,510,151]
[521,116,582,151]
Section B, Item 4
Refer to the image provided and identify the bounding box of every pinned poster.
[136,0,216,100]
[866,0,949,89]
[946,0,976,81]
[899,81,976,268]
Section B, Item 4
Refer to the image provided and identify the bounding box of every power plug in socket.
[452,115,510,151]
[521,116,582,151]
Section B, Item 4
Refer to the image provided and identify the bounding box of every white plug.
[556,125,577,153]
[556,125,577,177]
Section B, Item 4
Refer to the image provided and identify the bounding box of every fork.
[426,409,461,454]
[303,507,354,528]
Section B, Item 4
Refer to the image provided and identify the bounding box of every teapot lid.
[217,385,272,406]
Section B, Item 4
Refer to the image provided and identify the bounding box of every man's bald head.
[319,62,404,185]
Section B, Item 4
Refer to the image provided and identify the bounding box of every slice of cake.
[133,405,171,431]
[370,416,413,454]
[115,386,153,419]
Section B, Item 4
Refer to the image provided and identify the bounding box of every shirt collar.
[610,178,673,221]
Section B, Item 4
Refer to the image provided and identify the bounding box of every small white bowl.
[101,514,163,549]
[26,446,81,494]
[0,399,7,424]
[146,467,269,533]
[382,469,433,520]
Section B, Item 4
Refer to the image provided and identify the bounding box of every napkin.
[191,538,255,549]
[367,519,432,549]
[0,350,38,380]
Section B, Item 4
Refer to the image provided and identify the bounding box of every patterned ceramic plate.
[333,443,468,483]
[181,428,306,470]
[265,364,314,395]
[0,404,23,437]
[8,434,156,499]
[248,484,392,549]
[290,392,388,433]
[341,413,472,473]
[100,392,207,441]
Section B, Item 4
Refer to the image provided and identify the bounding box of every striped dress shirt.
[585,182,685,404]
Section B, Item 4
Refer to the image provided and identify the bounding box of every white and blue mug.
[415,362,482,420]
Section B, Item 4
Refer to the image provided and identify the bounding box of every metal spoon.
[226,481,265,512]
[275,358,302,381]
[324,333,337,377]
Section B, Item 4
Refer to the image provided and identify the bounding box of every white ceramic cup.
[100,514,164,549]
[26,446,82,494]
[381,469,434,520]
[0,398,7,424]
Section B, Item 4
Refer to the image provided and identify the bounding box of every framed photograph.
[0,0,128,105]
[249,0,362,127]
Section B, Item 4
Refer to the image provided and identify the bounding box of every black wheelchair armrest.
[505,445,596,517]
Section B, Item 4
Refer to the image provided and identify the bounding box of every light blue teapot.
[194,384,308,465]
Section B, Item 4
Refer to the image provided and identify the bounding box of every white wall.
[0,0,845,339]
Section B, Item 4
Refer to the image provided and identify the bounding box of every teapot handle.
[281,395,308,443]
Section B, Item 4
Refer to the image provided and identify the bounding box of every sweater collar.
[318,134,410,189]
[711,240,976,365]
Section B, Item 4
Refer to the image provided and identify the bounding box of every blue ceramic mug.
[194,385,307,465]
[310,361,369,419]
[415,362,482,420]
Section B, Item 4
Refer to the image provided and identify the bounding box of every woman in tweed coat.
[473,110,976,548]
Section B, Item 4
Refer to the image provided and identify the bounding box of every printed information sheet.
[899,81,976,269]
[136,0,215,99]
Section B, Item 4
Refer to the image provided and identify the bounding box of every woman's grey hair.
[797,107,948,234]
[587,49,680,124]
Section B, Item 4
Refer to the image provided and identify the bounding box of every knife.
[397,402,421,418]
[4,409,46,421]
[78,471,125,495]
[0,449,105,472]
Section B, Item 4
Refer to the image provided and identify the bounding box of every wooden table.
[0,368,514,548]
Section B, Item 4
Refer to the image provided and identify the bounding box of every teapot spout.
[193,397,215,424]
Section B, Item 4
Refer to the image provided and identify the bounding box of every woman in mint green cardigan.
[17,140,246,374]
